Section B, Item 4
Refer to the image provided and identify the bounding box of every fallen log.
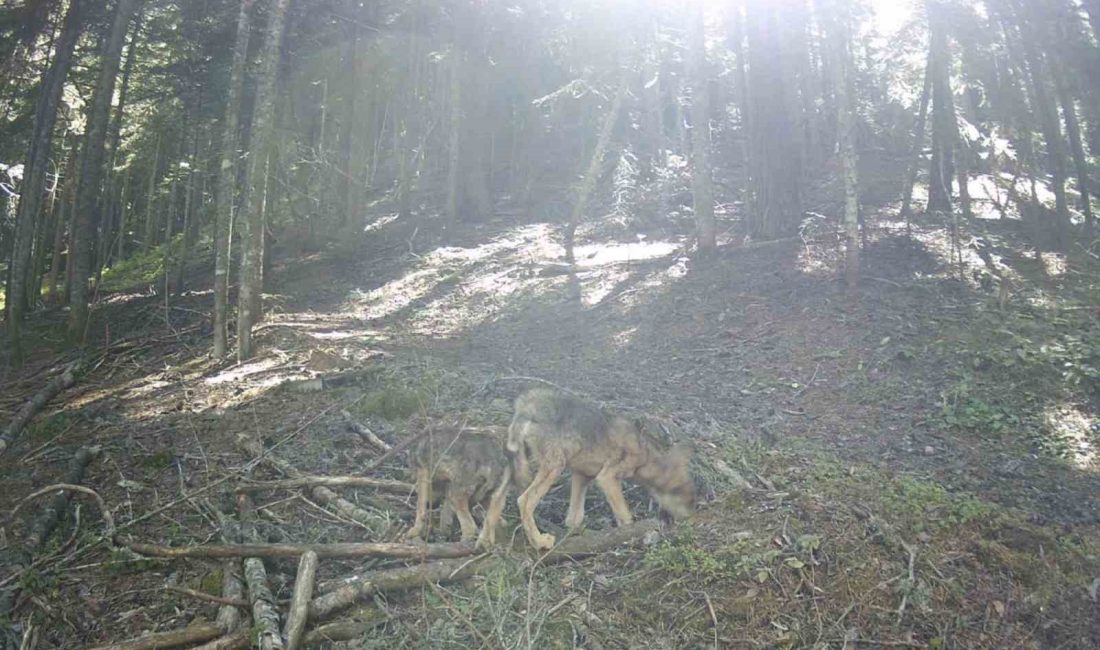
[86,623,223,650]
[238,493,284,650]
[341,409,391,452]
[237,475,412,494]
[124,539,475,560]
[206,503,247,634]
[284,550,319,650]
[0,360,81,456]
[0,447,98,626]
[309,519,661,621]
[302,613,388,645]
[237,434,395,530]
[187,619,389,650]
[189,630,250,650]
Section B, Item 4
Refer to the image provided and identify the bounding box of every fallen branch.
[0,360,81,456]
[10,482,116,542]
[238,493,284,650]
[309,520,660,621]
[189,630,250,650]
[0,447,98,622]
[283,368,377,393]
[206,502,246,634]
[124,539,475,560]
[237,475,412,494]
[301,614,388,645]
[237,434,394,530]
[341,410,391,452]
[358,427,428,476]
[165,585,249,609]
[284,550,319,650]
[86,623,223,650]
[188,620,389,650]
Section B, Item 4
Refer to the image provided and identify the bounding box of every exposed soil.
[0,204,1097,649]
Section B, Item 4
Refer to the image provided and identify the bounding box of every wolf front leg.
[594,465,634,527]
[517,460,564,550]
[477,467,512,549]
[565,472,592,530]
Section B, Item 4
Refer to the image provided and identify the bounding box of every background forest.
[0,0,1098,648]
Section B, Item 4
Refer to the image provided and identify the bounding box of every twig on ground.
[341,410,391,451]
[164,585,250,609]
[308,520,660,621]
[85,623,224,650]
[0,447,98,620]
[10,483,116,543]
[123,538,476,560]
[237,475,412,494]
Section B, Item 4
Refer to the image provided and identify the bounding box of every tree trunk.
[900,52,932,222]
[142,132,162,251]
[237,0,290,362]
[47,135,78,305]
[5,0,84,362]
[102,9,142,267]
[395,2,421,221]
[745,0,802,239]
[564,75,628,264]
[926,0,956,215]
[68,0,143,343]
[338,5,361,226]
[826,0,861,298]
[1016,25,1071,249]
[445,16,464,222]
[1053,61,1094,236]
[213,0,253,359]
[728,2,751,167]
[174,131,201,295]
[687,3,716,256]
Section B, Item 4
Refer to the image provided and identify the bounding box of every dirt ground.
[0,202,1097,649]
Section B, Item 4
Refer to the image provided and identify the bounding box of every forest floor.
[0,197,1098,649]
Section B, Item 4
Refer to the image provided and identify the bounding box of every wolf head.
[647,442,696,521]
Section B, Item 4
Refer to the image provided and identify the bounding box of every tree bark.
[1016,23,1071,249]
[5,0,84,362]
[238,493,284,650]
[745,0,802,239]
[237,0,290,361]
[826,0,861,298]
[283,550,319,650]
[46,135,78,304]
[1052,45,1094,235]
[687,2,716,256]
[101,9,142,268]
[68,0,143,343]
[141,132,162,251]
[900,51,932,222]
[564,75,628,264]
[926,0,956,215]
[213,0,254,358]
